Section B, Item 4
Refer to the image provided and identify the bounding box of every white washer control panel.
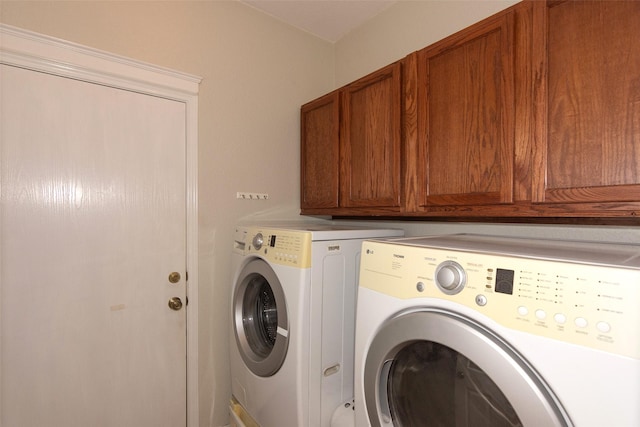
[360,238,640,359]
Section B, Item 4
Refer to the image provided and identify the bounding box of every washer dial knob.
[252,233,264,250]
[434,261,467,295]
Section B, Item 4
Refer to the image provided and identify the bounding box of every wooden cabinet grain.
[300,91,340,210]
[531,0,640,217]
[340,62,402,210]
[415,9,516,211]
[301,63,403,215]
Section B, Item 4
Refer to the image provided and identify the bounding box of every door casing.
[0,24,201,427]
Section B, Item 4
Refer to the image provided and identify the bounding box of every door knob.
[168,272,181,284]
[168,297,183,311]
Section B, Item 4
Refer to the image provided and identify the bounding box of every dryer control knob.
[252,233,264,250]
[434,261,466,295]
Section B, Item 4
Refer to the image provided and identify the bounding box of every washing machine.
[230,224,403,427]
[354,234,640,427]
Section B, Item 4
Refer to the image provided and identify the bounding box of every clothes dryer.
[355,234,640,427]
[230,224,403,427]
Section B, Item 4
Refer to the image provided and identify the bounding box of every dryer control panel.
[360,237,640,359]
[234,226,312,268]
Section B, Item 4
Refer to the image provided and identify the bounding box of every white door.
[1,63,187,426]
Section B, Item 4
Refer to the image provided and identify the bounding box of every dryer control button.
[517,306,529,316]
[535,309,547,320]
[575,317,588,328]
[554,313,567,324]
[475,294,487,306]
[434,261,466,295]
[596,321,611,333]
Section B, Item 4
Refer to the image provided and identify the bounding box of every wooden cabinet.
[340,62,402,210]
[531,0,640,217]
[300,91,340,210]
[415,9,516,211]
[301,62,403,215]
[301,0,640,222]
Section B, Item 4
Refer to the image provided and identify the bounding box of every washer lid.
[374,233,640,268]
[236,223,404,242]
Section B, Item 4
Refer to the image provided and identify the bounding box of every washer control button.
[535,309,547,320]
[596,321,611,333]
[553,313,567,324]
[517,306,529,316]
[475,294,487,306]
[575,317,588,328]
[416,282,425,292]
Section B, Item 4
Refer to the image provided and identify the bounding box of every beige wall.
[335,0,519,85]
[2,1,639,426]
[1,2,332,426]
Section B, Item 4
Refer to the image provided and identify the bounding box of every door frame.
[0,24,202,427]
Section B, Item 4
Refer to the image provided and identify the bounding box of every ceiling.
[239,0,398,42]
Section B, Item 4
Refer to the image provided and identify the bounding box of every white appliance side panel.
[310,238,365,427]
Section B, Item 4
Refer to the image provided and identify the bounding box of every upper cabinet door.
[532,0,640,205]
[301,91,340,210]
[340,62,402,209]
[417,11,515,208]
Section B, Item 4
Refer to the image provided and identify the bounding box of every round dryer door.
[364,309,571,427]
[233,258,289,377]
